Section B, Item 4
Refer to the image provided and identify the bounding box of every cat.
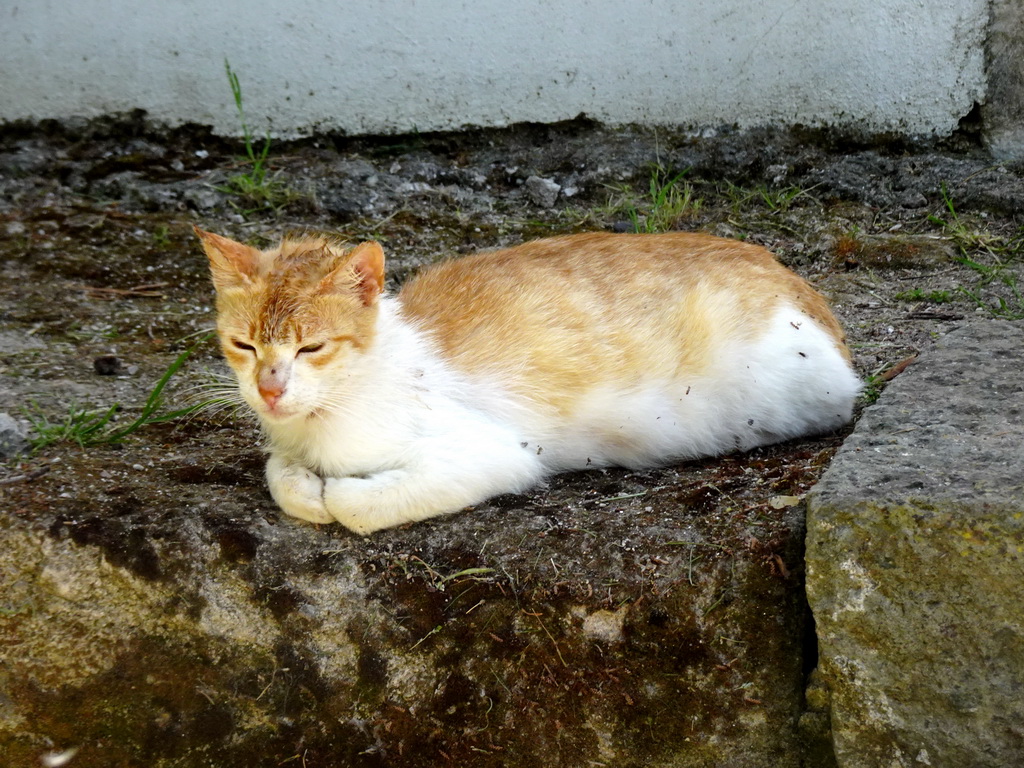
[196,227,860,535]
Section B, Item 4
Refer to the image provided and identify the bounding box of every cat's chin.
[254,403,312,425]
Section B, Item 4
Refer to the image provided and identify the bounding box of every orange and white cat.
[196,228,859,535]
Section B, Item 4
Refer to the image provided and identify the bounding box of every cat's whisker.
[311,397,362,421]
[184,402,260,430]
[166,376,255,427]
[189,383,241,398]
[180,392,247,412]
[319,386,366,412]
[183,372,242,388]
[176,377,243,398]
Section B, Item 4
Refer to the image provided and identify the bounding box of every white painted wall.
[0,0,988,138]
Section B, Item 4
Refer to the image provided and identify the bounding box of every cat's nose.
[259,381,285,407]
[257,360,290,409]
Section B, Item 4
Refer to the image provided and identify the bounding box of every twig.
[75,282,170,299]
[532,614,567,667]
[0,465,51,485]
[878,355,918,382]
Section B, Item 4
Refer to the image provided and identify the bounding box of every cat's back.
[401,231,780,302]
[399,231,846,362]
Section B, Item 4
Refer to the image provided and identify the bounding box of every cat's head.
[195,227,385,424]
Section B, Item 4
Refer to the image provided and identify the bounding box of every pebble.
[93,355,121,376]
[765,164,789,185]
[899,190,929,209]
[182,187,221,212]
[0,412,28,458]
[524,175,560,208]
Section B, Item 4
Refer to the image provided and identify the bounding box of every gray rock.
[0,412,28,458]
[0,455,816,767]
[525,175,561,207]
[897,190,929,209]
[93,355,122,376]
[182,185,223,212]
[806,320,1024,768]
[765,164,790,185]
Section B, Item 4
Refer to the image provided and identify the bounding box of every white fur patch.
[258,299,858,533]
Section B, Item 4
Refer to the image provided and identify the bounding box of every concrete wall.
[0,0,994,140]
[983,0,1024,159]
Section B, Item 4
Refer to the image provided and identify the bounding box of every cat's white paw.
[265,455,332,524]
[323,474,407,535]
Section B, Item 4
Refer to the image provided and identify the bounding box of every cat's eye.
[297,343,324,355]
[231,339,256,353]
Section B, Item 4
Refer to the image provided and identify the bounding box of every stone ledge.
[1,443,827,767]
[807,320,1024,768]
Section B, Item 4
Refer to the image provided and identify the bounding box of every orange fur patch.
[399,232,850,414]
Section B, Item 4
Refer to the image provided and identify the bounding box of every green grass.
[627,165,702,233]
[928,183,1008,253]
[956,255,1024,318]
[152,225,171,247]
[723,182,818,215]
[217,60,298,213]
[894,288,954,304]
[929,183,1024,319]
[567,164,703,233]
[390,554,496,593]
[760,185,808,211]
[26,335,220,452]
[859,373,884,406]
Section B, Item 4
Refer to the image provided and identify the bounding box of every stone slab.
[0,441,824,767]
[806,320,1024,767]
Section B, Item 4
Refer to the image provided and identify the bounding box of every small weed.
[721,181,749,212]
[929,183,1024,319]
[152,226,171,247]
[955,257,1024,318]
[26,403,117,451]
[859,374,884,406]
[390,554,496,593]
[560,190,627,229]
[757,184,816,212]
[569,165,702,232]
[894,288,954,304]
[627,165,702,233]
[217,60,298,213]
[26,335,218,452]
[723,182,818,214]
[928,183,1009,253]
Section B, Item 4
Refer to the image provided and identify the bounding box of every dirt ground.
[1,115,1023,570]
[3,116,1024,768]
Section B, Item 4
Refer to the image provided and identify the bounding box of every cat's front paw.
[323,474,405,535]
[265,455,332,524]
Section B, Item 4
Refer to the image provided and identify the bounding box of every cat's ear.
[194,226,260,290]
[320,241,385,306]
